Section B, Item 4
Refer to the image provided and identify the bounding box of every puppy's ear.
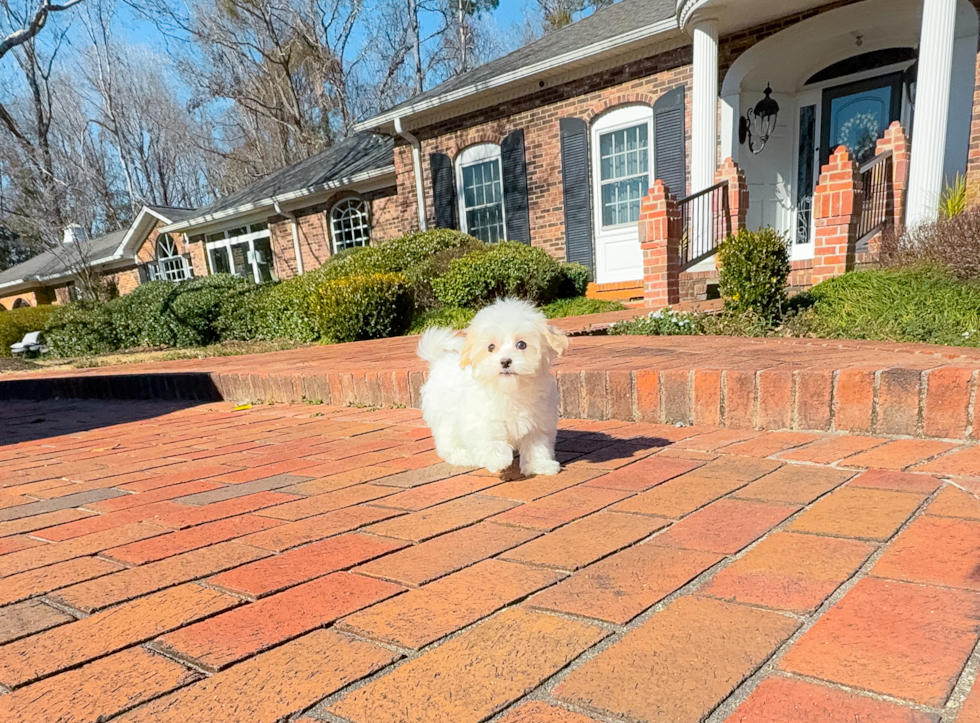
[459,331,486,368]
[544,325,569,357]
[459,334,473,368]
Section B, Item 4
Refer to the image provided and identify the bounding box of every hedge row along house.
[4,0,979,310]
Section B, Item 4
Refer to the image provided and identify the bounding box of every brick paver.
[726,676,939,723]
[330,607,606,723]
[339,559,564,648]
[780,577,980,706]
[554,596,799,722]
[2,398,980,722]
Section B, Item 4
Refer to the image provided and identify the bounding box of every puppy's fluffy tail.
[417,326,463,364]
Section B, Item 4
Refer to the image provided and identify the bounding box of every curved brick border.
[2,363,977,441]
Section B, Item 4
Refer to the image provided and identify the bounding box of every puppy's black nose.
[501,358,512,369]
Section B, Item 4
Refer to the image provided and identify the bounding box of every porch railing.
[856,149,893,245]
[674,180,731,271]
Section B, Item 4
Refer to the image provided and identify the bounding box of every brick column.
[812,146,862,285]
[714,157,749,234]
[875,121,910,233]
[640,180,681,307]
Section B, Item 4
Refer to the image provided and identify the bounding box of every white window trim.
[204,225,274,283]
[591,105,655,233]
[149,234,193,282]
[455,143,506,242]
[329,197,372,254]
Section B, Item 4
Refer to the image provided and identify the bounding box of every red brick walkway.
[2,399,980,722]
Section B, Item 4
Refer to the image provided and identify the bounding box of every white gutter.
[274,200,305,275]
[161,165,395,234]
[354,17,679,132]
[395,117,428,232]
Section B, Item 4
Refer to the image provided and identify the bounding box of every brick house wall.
[0,290,46,309]
[267,187,401,281]
[391,49,693,261]
[380,0,980,273]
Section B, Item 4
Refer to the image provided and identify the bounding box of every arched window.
[148,234,192,282]
[456,143,505,243]
[330,197,371,253]
[12,298,31,308]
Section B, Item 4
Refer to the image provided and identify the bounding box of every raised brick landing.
[5,333,980,440]
[1,400,979,722]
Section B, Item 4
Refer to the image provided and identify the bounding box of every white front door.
[591,106,653,284]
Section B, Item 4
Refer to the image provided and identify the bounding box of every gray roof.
[0,229,128,287]
[182,133,394,223]
[356,0,677,129]
[146,205,197,222]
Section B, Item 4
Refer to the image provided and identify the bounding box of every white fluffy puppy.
[418,298,569,475]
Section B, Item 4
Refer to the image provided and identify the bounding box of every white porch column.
[691,18,719,193]
[906,0,957,226]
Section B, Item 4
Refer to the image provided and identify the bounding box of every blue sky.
[0,0,546,120]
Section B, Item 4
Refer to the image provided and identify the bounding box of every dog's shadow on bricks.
[556,430,672,464]
[497,431,673,480]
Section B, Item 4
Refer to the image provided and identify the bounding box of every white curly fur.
[417,298,569,475]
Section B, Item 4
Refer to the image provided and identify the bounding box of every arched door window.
[147,234,192,282]
[330,198,371,253]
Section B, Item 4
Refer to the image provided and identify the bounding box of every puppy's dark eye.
[516,341,527,350]
[488,344,496,352]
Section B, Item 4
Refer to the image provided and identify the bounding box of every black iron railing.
[856,149,893,243]
[675,180,731,271]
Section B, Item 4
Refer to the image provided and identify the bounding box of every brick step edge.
[0,366,976,440]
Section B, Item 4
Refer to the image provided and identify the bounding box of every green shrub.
[717,228,790,321]
[164,275,252,346]
[557,263,591,298]
[255,275,319,342]
[308,273,414,343]
[432,242,566,307]
[109,275,252,348]
[0,305,57,357]
[45,303,119,357]
[215,283,273,341]
[405,237,487,310]
[541,297,624,318]
[321,229,479,280]
[802,267,980,346]
[409,306,477,334]
[109,281,175,348]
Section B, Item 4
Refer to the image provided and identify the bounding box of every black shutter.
[501,129,531,244]
[430,153,457,229]
[560,117,594,272]
[653,86,687,198]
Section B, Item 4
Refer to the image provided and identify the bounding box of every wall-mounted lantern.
[739,84,780,154]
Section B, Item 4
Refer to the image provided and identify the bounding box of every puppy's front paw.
[445,451,474,467]
[521,458,561,476]
[478,443,515,474]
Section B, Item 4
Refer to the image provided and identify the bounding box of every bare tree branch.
[0,0,85,60]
